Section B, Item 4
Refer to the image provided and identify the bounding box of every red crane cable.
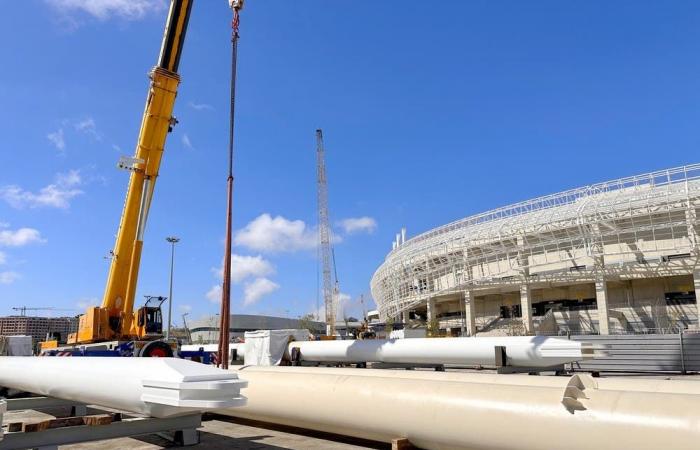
[218,6,241,369]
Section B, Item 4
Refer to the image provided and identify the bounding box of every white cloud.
[338,216,377,234]
[0,228,45,247]
[182,133,194,150]
[0,170,83,209]
[243,277,279,306]
[179,304,193,313]
[206,285,222,304]
[47,128,66,152]
[235,214,318,253]
[215,254,275,283]
[46,0,167,21]
[0,251,6,265]
[188,101,213,111]
[74,117,101,140]
[0,271,20,285]
[76,297,98,310]
[308,303,325,322]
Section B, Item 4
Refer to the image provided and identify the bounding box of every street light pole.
[165,236,180,340]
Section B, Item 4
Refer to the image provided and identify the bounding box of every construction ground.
[3,409,386,450]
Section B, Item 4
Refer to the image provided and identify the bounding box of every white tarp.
[0,336,33,356]
[244,329,309,366]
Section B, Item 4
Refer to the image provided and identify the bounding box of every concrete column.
[590,223,611,335]
[520,284,533,335]
[402,310,410,325]
[463,290,476,336]
[595,277,611,335]
[427,298,437,323]
[426,298,440,335]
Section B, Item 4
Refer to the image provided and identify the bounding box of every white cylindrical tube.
[239,365,700,395]
[288,336,594,367]
[0,357,247,418]
[219,366,700,450]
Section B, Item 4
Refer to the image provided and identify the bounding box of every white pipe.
[289,336,594,367]
[0,357,246,418]
[219,366,700,450]
[401,227,406,244]
[251,365,700,395]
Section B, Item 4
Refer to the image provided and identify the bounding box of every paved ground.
[62,416,386,450]
[2,407,385,450]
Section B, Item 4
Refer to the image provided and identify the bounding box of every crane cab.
[133,296,166,339]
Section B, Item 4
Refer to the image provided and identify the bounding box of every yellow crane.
[43,0,245,357]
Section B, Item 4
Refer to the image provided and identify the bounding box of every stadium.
[370,165,700,336]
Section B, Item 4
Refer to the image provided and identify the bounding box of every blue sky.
[0,1,698,324]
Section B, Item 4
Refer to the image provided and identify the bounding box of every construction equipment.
[12,307,74,317]
[217,0,245,371]
[217,366,700,450]
[0,357,246,418]
[61,0,194,350]
[38,1,230,361]
[316,129,337,336]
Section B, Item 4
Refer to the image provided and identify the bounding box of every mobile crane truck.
[41,0,244,362]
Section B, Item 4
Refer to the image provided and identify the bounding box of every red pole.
[218,7,241,369]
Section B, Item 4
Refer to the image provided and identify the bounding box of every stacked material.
[288,336,595,367]
[0,357,246,418]
[220,366,700,450]
[0,336,33,356]
[245,329,309,366]
[180,343,245,361]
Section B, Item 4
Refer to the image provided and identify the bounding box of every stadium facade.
[371,165,700,336]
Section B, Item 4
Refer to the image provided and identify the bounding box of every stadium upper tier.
[371,164,700,320]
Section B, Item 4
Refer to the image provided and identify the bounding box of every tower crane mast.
[316,129,336,336]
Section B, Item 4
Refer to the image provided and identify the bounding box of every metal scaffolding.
[371,165,700,320]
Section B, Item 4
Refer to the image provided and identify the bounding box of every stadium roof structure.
[371,164,700,319]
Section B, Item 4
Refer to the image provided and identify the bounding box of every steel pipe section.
[0,357,247,418]
[288,336,594,367]
[242,365,700,395]
[220,366,700,450]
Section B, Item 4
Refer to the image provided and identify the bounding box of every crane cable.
[218,6,241,369]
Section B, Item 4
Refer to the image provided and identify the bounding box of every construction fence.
[569,332,700,373]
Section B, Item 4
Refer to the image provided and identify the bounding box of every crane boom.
[72,0,194,344]
[316,129,336,336]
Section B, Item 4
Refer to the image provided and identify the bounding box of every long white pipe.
[254,365,700,395]
[288,336,594,367]
[0,357,246,418]
[220,366,700,450]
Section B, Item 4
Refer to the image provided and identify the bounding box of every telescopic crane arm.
[70,0,194,344]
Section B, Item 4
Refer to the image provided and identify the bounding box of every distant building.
[189,314,325,343]
[0,316,78,344]
[371,165,700,336]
